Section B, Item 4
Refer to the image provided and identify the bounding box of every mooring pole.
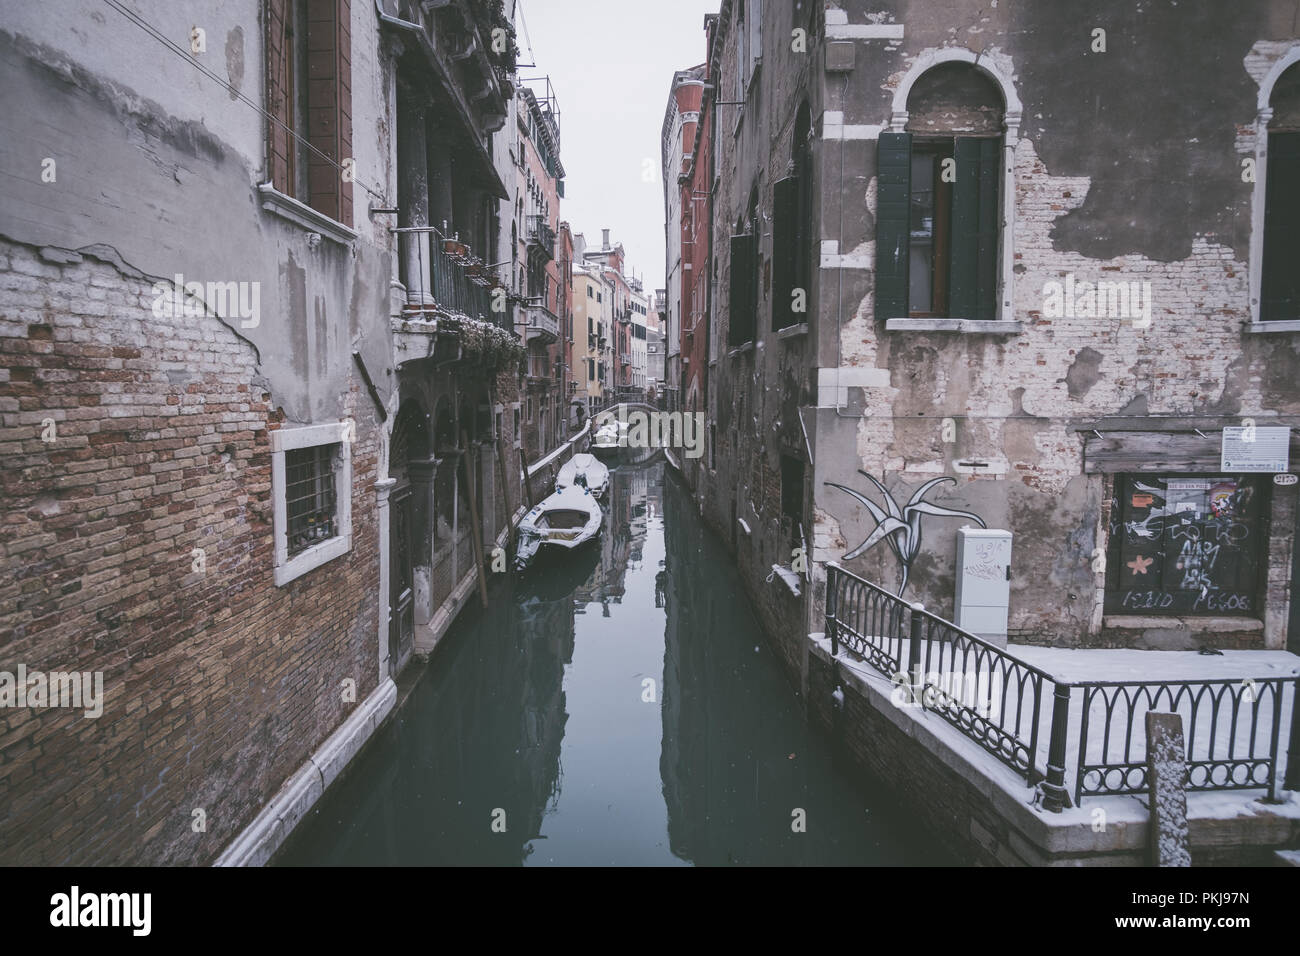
[461,430,488,609]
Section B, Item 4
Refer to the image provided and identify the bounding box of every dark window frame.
[1262,129,1300,322]
[1103,473,1268,617]
[285,443,341,557]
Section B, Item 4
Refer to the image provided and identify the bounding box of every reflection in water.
[276,461,949,866]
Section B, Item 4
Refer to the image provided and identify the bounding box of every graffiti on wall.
[825,472,986,597]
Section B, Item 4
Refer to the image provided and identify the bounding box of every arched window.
[877,50,1021,328]
[1259,60,1300,323]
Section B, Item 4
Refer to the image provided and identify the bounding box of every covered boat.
[514,485,604,571]
[591,416,627,462]
[555,452,610,498]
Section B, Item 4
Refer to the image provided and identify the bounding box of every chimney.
[602,228,610,250]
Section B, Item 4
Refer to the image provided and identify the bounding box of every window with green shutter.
[729,232,757,346]
[874,132,911,322]
[875,132,1000,321]
[772,176,798,329]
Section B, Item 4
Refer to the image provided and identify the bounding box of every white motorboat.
[514,484,604,571]
[555,452,610,498]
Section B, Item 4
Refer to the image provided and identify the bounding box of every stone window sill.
[727,341,755,358]
[885,317,1022,335]
[1102,615,1263,632]
[271,422,353,587]
[776,322,809,340]
[274,533,352,587]
[258,183,357,246]
[769,563,803,597]
[1244,320,1300,334]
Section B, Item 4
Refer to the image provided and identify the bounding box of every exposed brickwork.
[0,241,380,864]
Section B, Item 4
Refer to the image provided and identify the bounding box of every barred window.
[285,443,339,556]
[272,422,352,586]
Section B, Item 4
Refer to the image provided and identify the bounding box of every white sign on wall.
[1221,426,1290,473]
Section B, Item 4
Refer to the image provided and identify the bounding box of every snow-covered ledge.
[258,183,358,246]
[886,318,1023,335]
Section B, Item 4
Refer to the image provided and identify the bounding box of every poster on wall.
[1220,426,1290,472]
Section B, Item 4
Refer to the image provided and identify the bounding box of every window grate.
[286,443,339,556]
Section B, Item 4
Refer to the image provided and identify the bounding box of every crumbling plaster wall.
[810,1,1300,647]
[0,2,396,427]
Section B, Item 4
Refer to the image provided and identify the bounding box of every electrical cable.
[99,0,388,206]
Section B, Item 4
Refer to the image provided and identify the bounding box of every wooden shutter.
[729,233,756,346]
[305,0,353,225]
[1263,131,1300,321]
[772,175,798,329]
[265,0,293,195]
[949,137,1000,321]
[874,132,911,321]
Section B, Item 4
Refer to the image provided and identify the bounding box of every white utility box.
[954,527,1013,647]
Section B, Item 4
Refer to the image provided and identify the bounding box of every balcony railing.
[526,215,555,261]
[395,225,511,331]
[523,303,559,343]
[824,563,1300,812]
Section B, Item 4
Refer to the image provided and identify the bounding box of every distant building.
[515,82,566,461]
[662,65,707,414]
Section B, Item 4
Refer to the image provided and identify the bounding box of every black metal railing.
[394,225,505,329]
[526,215,555,259]
[1073,677,1293,804]
[431,235,495,325]
[824,562,1300,811]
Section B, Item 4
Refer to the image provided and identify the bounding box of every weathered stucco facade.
[692,0,1300,658]
[0,0,533,864]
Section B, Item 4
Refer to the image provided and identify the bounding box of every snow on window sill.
[1102,614,1263,632]
[1244,320,1300,334]
[768,563,802,597]
[258,183,357,246]
[885,317,1022,335]
[274,533,352,587]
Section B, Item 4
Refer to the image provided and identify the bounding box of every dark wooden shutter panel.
[875,132,911,321]
[729,233,756,346]
[305,0,353,225]
[1262,131,1300,321]
[265,0,292,195]
[772,176,798,329]
[950,137,1000,321]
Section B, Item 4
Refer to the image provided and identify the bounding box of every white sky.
[518,0,716,296]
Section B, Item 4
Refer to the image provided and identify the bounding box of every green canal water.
[276,460,951,866]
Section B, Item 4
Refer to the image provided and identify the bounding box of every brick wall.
[0,241,380,864]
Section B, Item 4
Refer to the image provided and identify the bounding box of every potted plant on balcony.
[442,236,469,259]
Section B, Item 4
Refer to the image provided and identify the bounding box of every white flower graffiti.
[825,472,986,597]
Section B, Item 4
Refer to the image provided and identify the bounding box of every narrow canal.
[277,459,950,866]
